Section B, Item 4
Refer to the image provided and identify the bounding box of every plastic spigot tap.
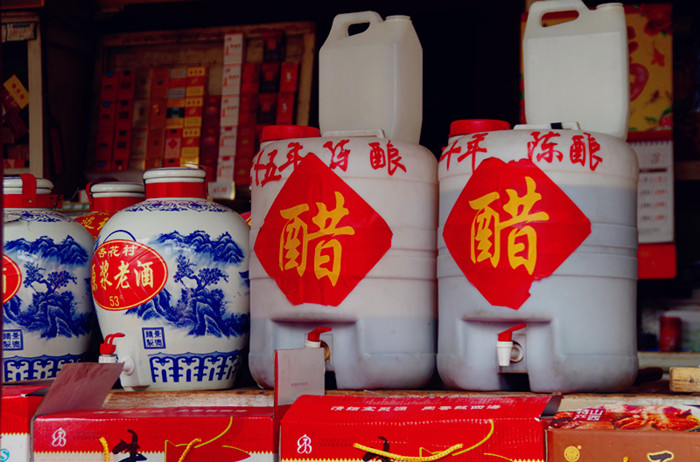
[497,323,527,342]
[305,327,332,348]
[99,332,125,364]
[100,332,125,356]
[496,323,527,367]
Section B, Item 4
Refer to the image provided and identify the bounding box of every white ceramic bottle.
[3,175,95,382]
[91,167,250,391]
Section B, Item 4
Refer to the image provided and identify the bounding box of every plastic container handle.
[326,11,383,41]
[527,0,592,32]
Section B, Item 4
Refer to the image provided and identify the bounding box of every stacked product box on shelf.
[215,31,244,198]
[547,403,700,460]
[97,65,209,172]
[146,67,170,169]
[95,70,135,171]
[33,406,277,462]
[0,384,49,462]
[280,395,556,462]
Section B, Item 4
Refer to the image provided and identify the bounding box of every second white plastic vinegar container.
[437,120,640,393]
[319,11,423,144]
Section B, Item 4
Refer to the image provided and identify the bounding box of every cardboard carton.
[280,395,554,462]
[0,383,49,462]
[547,403,700,461]
[34,406,276,462]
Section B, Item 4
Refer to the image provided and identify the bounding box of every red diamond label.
[443,157,591,309]
[255,153,393,306]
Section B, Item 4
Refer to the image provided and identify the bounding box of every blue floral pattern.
[125,230,249,338]
[125,200,229,213]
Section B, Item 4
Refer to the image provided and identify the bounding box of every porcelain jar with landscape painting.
[2,175,95,382]
[91,167,250,391]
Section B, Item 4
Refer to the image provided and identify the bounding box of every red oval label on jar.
[3,254,22,305]
[91,240,168,311]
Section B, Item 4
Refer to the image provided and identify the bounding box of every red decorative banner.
[443,157,591,309]
[254,153,392,306]
[91,240,168,311]
[3,254,22,305]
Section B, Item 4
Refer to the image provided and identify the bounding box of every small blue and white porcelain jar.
[2,175,95,382]
[92,167,250,391]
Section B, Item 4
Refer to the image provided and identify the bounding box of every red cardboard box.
[280,61,299,93]
[113,128,131,170]
[263,30,284,62]
[100,72,118,101]
[169,67,187,89]
[203,95,222,125]
[117,70,136,101]
[150,68,170,100]
[164,128,183,159]
[115,99,135,130]
[134,68,152,99]
[276,92,296,125]
[1,384,48,462]
[547,404,700,461]
[280,395,554,462]
[241,63,260,94]
[257,93,277,124]
[236,125,257,157]
[149,98,168,129]
[97,101,117,132]
[34,406,276,462]
[146,128,165,159]
[260,62,280,93]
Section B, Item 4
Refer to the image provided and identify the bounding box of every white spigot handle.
[497,341,514,367]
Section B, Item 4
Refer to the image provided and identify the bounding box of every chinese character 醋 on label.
[443,157,591,309]
[254,153,392,306]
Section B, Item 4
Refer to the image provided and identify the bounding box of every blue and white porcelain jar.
[92,167,250,391]
[2,175,95,382]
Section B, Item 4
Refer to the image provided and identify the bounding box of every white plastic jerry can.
[319,11,423,144]
[437,120,639,393]
[248,125,437,390]
[522,0,629,139]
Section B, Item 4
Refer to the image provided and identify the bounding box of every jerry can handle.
[526,0,592,31]
[326,11,383,41]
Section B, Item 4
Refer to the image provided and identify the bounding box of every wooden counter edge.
[103,387,700,410]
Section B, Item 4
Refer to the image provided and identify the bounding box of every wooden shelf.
[102,385,700,413]
[98,353,700,411]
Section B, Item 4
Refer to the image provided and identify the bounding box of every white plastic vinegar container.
[248,125,437,389]
[319,12,423,144]
[522,0,629,139]
[437,120,639,393]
